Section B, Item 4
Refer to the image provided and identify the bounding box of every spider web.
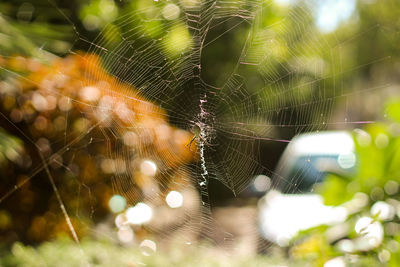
[0,0,393,259]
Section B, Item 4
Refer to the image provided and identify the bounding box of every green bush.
[290,100,400,266]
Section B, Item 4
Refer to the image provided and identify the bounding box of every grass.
[0,238,300,267]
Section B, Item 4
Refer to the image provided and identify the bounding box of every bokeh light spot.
[126,203,153,225]
[337,152,356,169]
[108,195,127,213]
[162,4,180,20]
[253,175,271,192]
[140,239,157,256]
[118,226,134,243]
[166,191,183,208]
[375,133,389,148]
[140,160,157,176]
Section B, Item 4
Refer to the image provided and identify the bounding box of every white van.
[257,131,356,247]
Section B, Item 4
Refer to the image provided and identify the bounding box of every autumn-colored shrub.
[0,54,197,244]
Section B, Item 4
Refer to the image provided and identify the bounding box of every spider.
[186,122,209,151]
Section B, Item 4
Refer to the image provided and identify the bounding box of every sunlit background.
[0,0,400,266]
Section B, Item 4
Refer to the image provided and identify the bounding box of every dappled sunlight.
[0,0,400,266]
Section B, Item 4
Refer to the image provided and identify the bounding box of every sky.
[274,0,357,33]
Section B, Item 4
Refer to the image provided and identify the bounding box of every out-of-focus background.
[0,0,400,266]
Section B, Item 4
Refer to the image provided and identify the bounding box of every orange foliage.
[0,54,197,243]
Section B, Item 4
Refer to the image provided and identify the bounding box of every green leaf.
[386,99,400,123]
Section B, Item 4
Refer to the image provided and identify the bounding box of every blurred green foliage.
[290,100,400,266]
[0,1,73,57]
[0,238,299,267]
[320,101,400,205]
[0,127,25,169]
